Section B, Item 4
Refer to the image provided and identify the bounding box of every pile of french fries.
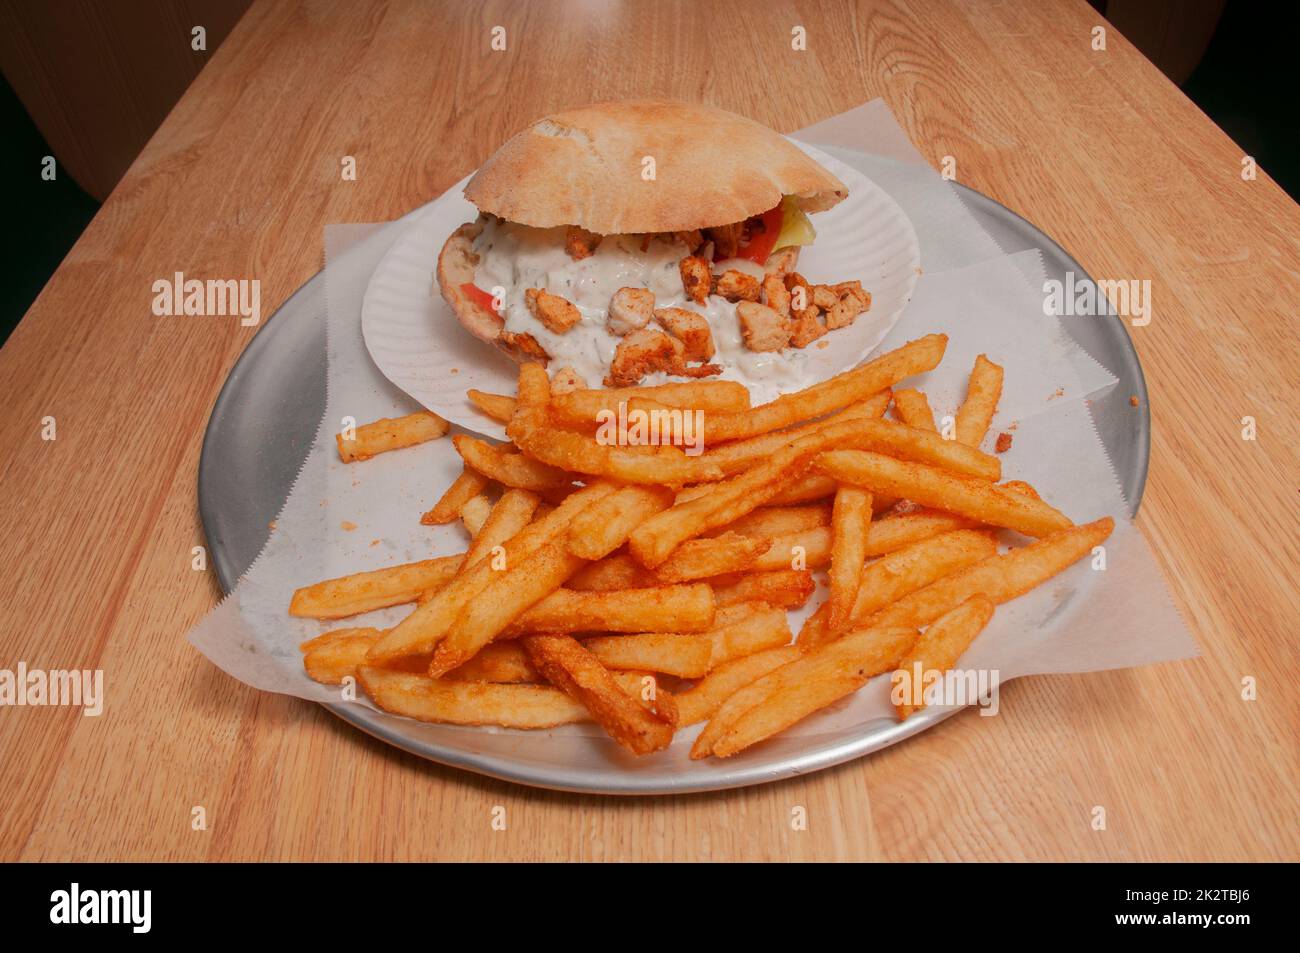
[297,333,1113,759]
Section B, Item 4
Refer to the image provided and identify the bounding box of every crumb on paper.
[1129,394,1140,407]
[995,432,1013,453]
[815,339,829,349]
[341,520,358,531]
[268,520,277,531]
[451,368,459,374]
[370,539,381,547]
[1007,420,1018,431]
[1048,387,1064,401]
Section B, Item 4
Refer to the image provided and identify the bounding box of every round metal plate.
[199,181,1148,795]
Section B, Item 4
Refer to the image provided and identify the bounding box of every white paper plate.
[361,141,920,439]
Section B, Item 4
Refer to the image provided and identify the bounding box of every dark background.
[1,1,1295,346]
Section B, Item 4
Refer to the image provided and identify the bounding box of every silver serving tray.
[198,182,1148,795]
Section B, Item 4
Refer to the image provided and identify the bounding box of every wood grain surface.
[1,0,1296,862]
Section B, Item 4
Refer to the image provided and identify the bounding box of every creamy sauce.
[471,219,814,401]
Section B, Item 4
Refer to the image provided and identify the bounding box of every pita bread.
[463,100,847,234]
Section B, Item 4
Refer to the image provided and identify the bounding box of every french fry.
[765,472,837,505]
[717,504,832,538]
[458,494,493,537]
[816,450,1071,538]
[367,482,616,664]
[566,554,659,591]
[289,554,464,619]
[444,642,539,683]
[712,569,815,609]
[548,379,751,426]
[628,438,819,567]
[522,634,675,754]
[464,489,540,566]
[302,628,383,683]
[467,390,516,423]
[504,583,716,635]
[301,628,435,684]
[698,392,891,476]
[852,530,997,621]
[1001,479,1039,499]
[429,538,590,676]
[453,434,573,494]
[583,633,713,678]
[861,508,982,554]
[753,526,832,571]
[704,626,918,758]
[828,486,873,630]
[865,518,1115,629]
[704,603,793,666]
[892,595,995,720]
[652,532,772,583]
[336,411,450,463]
[829,418,1002,481]
[675,646,801,726]
[609,670,679,724]
[421,467,490,525]
[753,507,982,572]
[358,666,589,728]
[566,484,674,560]
[628,334,946,443]
[891,388,936,432]
[955,354,1003,447]
[799,529,998,648]
[696,624,920,759]
[508,364,725,485]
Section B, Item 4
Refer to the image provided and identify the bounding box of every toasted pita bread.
[436,218,501,346]
[463,101,847,235]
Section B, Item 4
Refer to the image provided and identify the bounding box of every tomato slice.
[735,203,785,265]
[460,282,500,316]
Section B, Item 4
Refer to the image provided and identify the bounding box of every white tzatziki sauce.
[471,218,814,401]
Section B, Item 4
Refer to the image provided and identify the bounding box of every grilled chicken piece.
[810,284,840,311]
[736,301,792,353]
[761,274,791,318]
[713,269,761,303]
[500,330,550,365]
[784,271,812,311]
[679,256,712,305]
[565,226,602,260]
[525,288,582,334]
[607,287,656,336]
[789,307,827,348]
[655,307,715,362]
[605,328,681,386]
[825,286,871,330]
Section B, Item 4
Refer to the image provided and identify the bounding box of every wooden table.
[2,0,1296,862]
